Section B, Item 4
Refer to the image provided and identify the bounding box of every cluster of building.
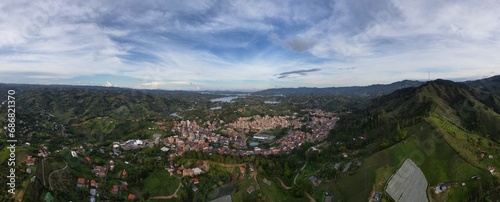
[76,178,99,202]
[276,114,339,152]
[113,109,338,158]
[228,115,301,133]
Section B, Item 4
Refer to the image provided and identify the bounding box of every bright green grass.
[428,115,500,169]
[143,170,179,196]
[0,147,10,164]
[333,121,498,201]
[231,176,260,202]
[257,176,305,202]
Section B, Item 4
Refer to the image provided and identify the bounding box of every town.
[117,109,339,159]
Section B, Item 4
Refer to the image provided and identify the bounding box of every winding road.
[48,160,68,190]
[150,180,182,200]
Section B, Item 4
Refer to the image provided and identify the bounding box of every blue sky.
[0,0,499,90]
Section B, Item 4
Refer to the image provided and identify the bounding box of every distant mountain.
[464,75,500,94]
[253,80,424,96]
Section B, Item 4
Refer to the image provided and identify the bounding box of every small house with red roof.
[190,178,199,184]
[77,178,85,187]
[90,180,97,188]
[26,155,35,166]
[239,166,246,175]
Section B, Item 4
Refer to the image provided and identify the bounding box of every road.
[277,178,291,190]
[305,192,317,202]
[42,158,46,187]
[294,161,308,184]
[48,160,68,190]
[150,180,182,200]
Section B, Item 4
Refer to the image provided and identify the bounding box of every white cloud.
[0,0,499,90]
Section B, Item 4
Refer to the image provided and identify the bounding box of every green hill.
[331,79,500,201]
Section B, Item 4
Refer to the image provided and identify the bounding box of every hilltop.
[327,77,500,201]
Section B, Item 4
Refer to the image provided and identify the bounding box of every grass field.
[258,176,306,202]
[428,114,500,169]
[231,175,260,202]
[0,147,10,164]
[332,121,498,201]
[143,170,180,196]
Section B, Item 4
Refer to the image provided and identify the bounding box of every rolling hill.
[330,77,500,201]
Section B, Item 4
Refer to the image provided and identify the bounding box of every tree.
[142,191,150,200]
[284,162,291,178]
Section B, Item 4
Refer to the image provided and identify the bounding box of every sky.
[0,0,499,91]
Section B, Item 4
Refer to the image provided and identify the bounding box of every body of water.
[210,96,238,103]
[264,101,280,104]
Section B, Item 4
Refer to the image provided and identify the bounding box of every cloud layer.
[1,0,499,90]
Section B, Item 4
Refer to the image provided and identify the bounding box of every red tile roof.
[128,193,136,200]
[77,178,85,184]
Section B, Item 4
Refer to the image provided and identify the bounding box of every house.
[246,186,255,193]
[471,174,481,180]
[77,178,85,187]
[191,178,199,184]
[193,167,203,175]
[167,167,174,176]
[308,176,322,186]
[93,166,107,177]
[369,192,381,202]
[183,169,194,177]
[85,156,92,164]
[262,178,271,186]
[342,162,352,173]
[240,166,246,175]
[342,152,348,158]
[26,168,32,174]
[161,146,170,152]
[30,176,36,182]
[128,193,136,200]
[191,184,198,191]
[71,151,78,157]
[112,185,119,193]
[479,152,486,159]
[122,182,128,190]
[90,180,97,188]
[26,155,35,166]
[333,163,341,170]
[122,169,127,177]
[434,182,452,194]
[90,188,97,196]
[109,160,115,171]
[487,166,495,173]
